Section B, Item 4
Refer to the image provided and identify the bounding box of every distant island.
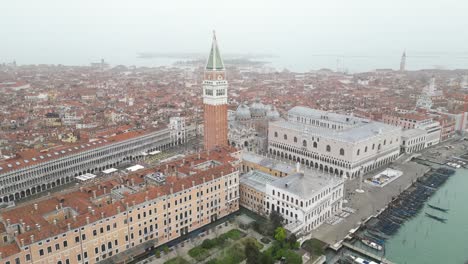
[136,52,276,60]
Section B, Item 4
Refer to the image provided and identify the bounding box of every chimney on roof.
[132,201,136,207]
[14,231,18,237]
[191,161,194,167]
[198,153,201,159]
[91,210,95,216]
[36,224,41,231]
[92,190,97,199]
[117,206,121,214]
[55,205,59,211]
[104,187,107,194]
[98,185,101,190]
[34,203,38,211]
[101,212,104,219]
[26,225,30,231]
[131,178,135,186]
[53,219,57,226]
[126,202,129,209]
[88,206,92,212]
[192,180,195,187]
[73,215,77,222]
[86,217,90,225]
[0,252,2,260]
[60,203,63,209]
[67,223,71,231]
[6,219,10,226]
[20,238,24,247]
[202,177,205,183]
[182,184,185,190]
[30,235,35,243]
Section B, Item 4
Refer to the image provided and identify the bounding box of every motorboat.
[347,254,380,264]
[362,239,383,251]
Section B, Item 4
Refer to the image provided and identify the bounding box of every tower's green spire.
[206,30,225,71]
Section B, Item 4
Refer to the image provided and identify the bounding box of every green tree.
[269,211,284,231]
[245,240,260,264]
[274,227,287,243]
[287,234,299,249]
[259,252,274,264]
[162,245,170,254]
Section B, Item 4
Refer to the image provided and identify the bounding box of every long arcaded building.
[0,128,181,204]
[0,147,240,264]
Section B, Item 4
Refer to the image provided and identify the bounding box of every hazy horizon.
[2,0,468,72]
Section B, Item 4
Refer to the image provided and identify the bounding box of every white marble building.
[240,162,344,236]
[268,106,402,178]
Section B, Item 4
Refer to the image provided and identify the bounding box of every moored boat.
[361,239,383,251]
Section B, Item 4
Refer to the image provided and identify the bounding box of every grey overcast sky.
[2,0,468,72]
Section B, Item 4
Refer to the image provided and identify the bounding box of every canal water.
[385,168,468,264]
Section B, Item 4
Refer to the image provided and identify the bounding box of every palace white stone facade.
[268,107,402,178]
[240,158,344,236]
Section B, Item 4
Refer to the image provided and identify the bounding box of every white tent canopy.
[76,173,97,182]
[102,168,118,174]
[126,164,144,172]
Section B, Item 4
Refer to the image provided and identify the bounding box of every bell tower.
[203,31,228,150]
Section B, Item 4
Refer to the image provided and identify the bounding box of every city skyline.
[1,2,468,264]
[2,0,468,72]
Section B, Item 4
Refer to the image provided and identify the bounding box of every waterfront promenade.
[313,137,468,246]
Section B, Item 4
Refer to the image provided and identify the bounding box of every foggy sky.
[2,0,468,72]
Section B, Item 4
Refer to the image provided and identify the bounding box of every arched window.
[339,148,344,156]
[378,144,381,150]
[365,146,368,152]
[274,131,278,137]
[384,139,387,145]
[372,143,375,150]
[303,140,307,147]
[357,149,360,156]
[313,142,317,148]
[326,145,331,152]
[294,137,298,143]
[284,134,288,140]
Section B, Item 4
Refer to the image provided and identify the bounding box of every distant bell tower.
[400,51,406,71]
[203,31,228,150]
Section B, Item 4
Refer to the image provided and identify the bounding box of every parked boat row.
[363,167,454,244]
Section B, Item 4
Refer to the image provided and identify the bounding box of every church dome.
[267,106,280,120]
[250,100,267,117]
[235,103,251,120]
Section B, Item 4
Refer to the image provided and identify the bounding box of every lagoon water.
[385,168,468,264]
